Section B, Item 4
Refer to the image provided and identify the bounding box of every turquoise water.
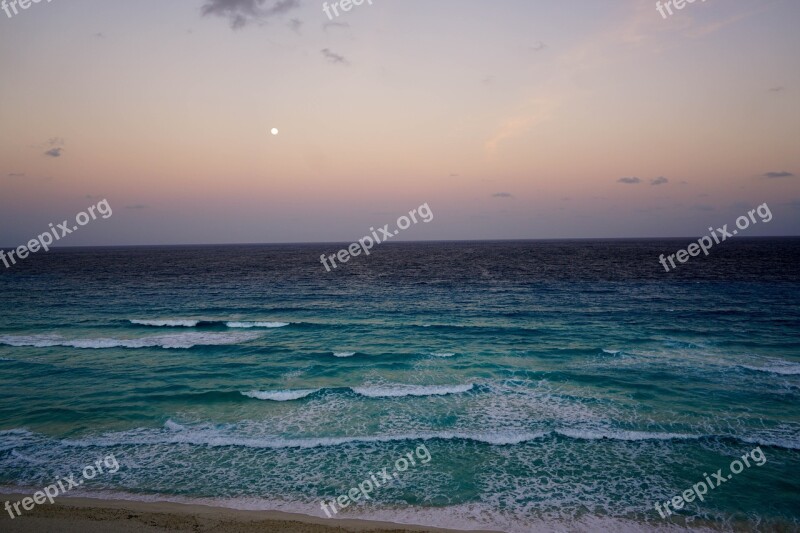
[1,241,798,531]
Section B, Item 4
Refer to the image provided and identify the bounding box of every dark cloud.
[201,0,300,29]
[44,148,63,158]
[763,171,794,179]
[492,192,514,198]
[288,18,302,32]
[7,172,25,177]
[769,86,785,92]
[650,176,668,186]
[617,177,641,184]
[321,48,348,64]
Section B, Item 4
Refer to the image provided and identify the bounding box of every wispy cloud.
[617,177,641,184]
[530,41,547,52]
[484,98,558,155]
[200,0,300,29]
[7,172,25,178]
[40,137,65,157]
[288,18,302,33]
[492,192,514,198]
[650,176,668,186]
[323,21,349,31]
[321,48,348,64]
[763,171,794,179]
[769,86,785,92]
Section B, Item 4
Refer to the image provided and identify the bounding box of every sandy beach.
[0,494,498,533]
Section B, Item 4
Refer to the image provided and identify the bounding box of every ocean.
[1,239,799,531]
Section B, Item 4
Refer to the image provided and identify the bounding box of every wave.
[332,352,356,357]
[241,389,320,401]
[238,384,475,401]
[129,319,200,327]
[555,428,698,442]
[6,424,799,452]
[601,349,622,355]
[129,319,289,329]
[225,322,289,328]
[351,384,474,398]
[164,419,187,431]
[0,332,261,350]
[429,352,455,357]
[739,360,800,376]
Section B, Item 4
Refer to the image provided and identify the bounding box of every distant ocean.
[1,239,799,531]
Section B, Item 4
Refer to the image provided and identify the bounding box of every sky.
[1,0,799,246]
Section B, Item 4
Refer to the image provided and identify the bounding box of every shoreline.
[0,493,503,533]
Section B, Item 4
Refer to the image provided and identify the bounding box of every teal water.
[1,241,798,531]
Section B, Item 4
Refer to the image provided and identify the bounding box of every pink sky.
[0,0,798,245]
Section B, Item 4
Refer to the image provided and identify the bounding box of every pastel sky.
[1,0,799,246]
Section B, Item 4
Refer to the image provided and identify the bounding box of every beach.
[0,495,490,533]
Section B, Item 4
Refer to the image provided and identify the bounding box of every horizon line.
[2,234,799,250]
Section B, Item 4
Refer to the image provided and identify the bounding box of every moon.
[270,128,279,135]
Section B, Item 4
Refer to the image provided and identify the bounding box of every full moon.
[270,128,279,135]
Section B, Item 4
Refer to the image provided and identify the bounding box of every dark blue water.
[1,239,799,531]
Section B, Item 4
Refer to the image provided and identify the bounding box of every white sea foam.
[332,352,355,357]
[429,352,455,357]
[601,348,622,355]
[129,319,200,327]
[556,428,698,442]
[351,384,474,398]
[242,389,319,401]
[10,449,44,463]
[164,419,186,431]
[225,322,289,328]
[739,359,800,376]
[0,332,260,349]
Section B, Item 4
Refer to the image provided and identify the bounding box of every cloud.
[617,177,641,184]
[288,18,302,33]
[200,0,300,29]
[323,21,349,31]
[44,147,63,158]
[763,171,794,179]
[531,41,547,52]
[484,98,558,155]
[492,192,514,198]
[321,48,348,64]
[85,194,104,200]
[769,86,785,92]
[125,204,148,209]
[7,172,25,177]
[650,176,668,186]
